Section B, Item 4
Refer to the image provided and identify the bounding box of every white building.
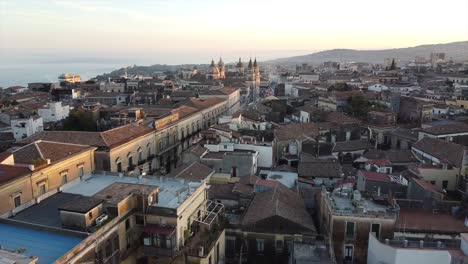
[368,84,389,92]
[367,233,468,264]
[11,115,44,141]
[99,82,126,93]
[38,102,70,123]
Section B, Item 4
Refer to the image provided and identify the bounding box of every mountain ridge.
[267,41,468,65]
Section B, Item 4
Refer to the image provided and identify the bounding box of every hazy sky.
[1,0,468,63]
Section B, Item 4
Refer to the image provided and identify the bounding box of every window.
[78,166,84,178]
[61,173,68,184]
[88,211,93,220]
[138,151,143,162]
[430,180,436,185]
[442,180,448,189]
[147,145,152,159]
[345,222,355,240]
[256,239,264,253]
[117,162,122,173]
[125,218,131,230]
[39,184,46,195]
[371,223,381,239]
[344,245,353,261]
[13,195,21,208]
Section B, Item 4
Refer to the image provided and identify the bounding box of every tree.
[62,111,97,131]
[346,96,387,118]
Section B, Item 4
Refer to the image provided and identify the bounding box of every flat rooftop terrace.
[0,222,83,264]
[10,192,84,228]
[327,188,397,217]
[63,173,202,209]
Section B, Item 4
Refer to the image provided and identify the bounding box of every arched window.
[147,143,152,159]
[137,147,143,162]
[127,152,133,168]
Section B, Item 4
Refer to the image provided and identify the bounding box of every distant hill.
[268,41,468,65]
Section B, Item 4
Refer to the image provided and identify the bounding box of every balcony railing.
[143,246,177,258]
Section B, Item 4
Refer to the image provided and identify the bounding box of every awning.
[143,225,175,236]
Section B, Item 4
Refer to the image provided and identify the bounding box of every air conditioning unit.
[95,214,109,226]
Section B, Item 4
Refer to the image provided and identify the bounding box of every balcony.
[143,225,177,258]
[184,201,227,258]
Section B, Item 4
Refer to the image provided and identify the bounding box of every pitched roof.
[412,177,445,194]
[275,123,319,141]
[390,127,418,141]
[359,170,391,183]
[333,139,373,153]
[0,164,31,184]
[180,97,226,110]
[298,159,342,178]
[208,183,238,200]
[413,137,465,167]
[167,162,214,181]
[420,122,468,135]
[19,124,153,149]
[12,141,93,165]
[232,175,258,196]
[241,185,316,233]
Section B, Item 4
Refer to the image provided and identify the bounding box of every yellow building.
[19,124,155,174]
[0,140,96,216]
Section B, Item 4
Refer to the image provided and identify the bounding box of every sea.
[0,61,124,88]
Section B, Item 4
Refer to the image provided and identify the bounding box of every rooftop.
[413,137,466,167]
[397,209,468,234]
[10,192,87,228]
[0,222,83,264]
[63,173,202,209]
[92,182,158,206]
[325,187,398,218]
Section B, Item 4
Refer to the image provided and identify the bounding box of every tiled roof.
[12,141,93,165]
[180,97,226,110]
[187,145,208,157]
[298,159,342,178]
[171,105,199,119]
[413,137,465,167]
[0,164,31,184]
[20,124,153,149]
[412,177,444,194]
[241,184,316,233]
[208,183,238,200]
[421,122,468,135]
[333,139,373,153]
[390,127,418,141]
[275,123,320,141]
[167,162,214,181]
[232,175,258,196]
[359,170,391,183]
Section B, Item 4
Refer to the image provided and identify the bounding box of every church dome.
[208,60,220,74]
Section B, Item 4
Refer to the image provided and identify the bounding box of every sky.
[1,0,468,64]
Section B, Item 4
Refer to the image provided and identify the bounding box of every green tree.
[62,111,97,131]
